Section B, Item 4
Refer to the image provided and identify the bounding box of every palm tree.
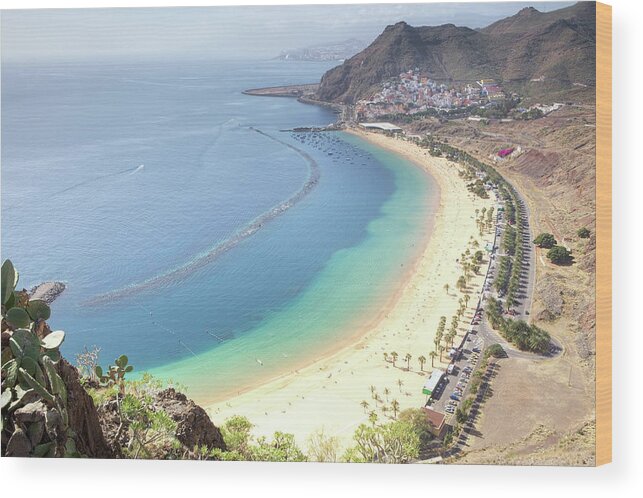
[374,393,382,405]
[360,400,369,413]
[429,351,437,367]
[391,399,400,419]
[369,385,376,398]
[464,294,470,306]
[418,355,426,371]
[368,411,378,427]
[443,283,450,295]
[397,378,404,392]
[383,387,390,402]
[405,353,412,370]
[438,345,445,362]
[457,275,467,291]
[383,352,389,363]
[390,351,398,367]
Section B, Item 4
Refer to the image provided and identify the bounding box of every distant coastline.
[243,83,346,118]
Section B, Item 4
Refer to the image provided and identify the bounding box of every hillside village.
[355,69,506,120]
[352,68,567,123]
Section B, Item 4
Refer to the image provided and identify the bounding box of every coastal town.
[355,69,509,120]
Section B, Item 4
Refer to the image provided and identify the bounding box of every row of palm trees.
[434,232,487,365]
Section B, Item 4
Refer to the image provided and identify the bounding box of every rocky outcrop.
[95,387,226,458]
[55,359,116,458]
[535,274,565,321]
[153,388,226,452]
[28,281,66,305]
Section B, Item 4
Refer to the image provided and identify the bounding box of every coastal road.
[428,185,545,422]
[475,183,562,359]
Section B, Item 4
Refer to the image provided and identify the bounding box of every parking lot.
[426,333,485,417]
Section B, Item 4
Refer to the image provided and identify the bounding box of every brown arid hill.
[316,2,596,103]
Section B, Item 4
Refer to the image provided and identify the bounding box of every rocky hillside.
[317,2,596,103]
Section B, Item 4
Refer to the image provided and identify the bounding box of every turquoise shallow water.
[1,60,437,403]
[147,132,437,402]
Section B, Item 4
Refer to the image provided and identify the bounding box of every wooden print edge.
[595,1,612,466]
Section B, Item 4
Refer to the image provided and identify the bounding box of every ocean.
[1,59,437,402]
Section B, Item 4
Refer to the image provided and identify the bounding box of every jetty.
[242,83,319,98]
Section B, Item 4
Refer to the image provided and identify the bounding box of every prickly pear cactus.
[95,354,134,395]
[1,259,76,457]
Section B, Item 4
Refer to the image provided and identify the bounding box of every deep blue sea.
[1,59,436,401]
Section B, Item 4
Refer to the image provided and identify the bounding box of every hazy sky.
[1,2,574,63]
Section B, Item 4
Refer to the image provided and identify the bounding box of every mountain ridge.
[317,2,596,104]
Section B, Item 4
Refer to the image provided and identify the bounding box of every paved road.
[475,183,562,360]
[427,185,550,421]
[429,183,562,433]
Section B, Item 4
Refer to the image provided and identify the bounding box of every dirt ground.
[459,351,595,465]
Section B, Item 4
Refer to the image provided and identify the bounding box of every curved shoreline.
[83,128,320,307]
[204,128,496,448]
[143,130,438,404]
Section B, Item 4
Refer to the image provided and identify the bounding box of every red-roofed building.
[422,407,448,438]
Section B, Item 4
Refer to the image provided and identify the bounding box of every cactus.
[1,259,18,306]
[26,300,51,321]
[95,354,134,395]
[5,307,31,328]
[1,259,72,457]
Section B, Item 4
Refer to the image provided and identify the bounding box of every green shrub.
[577,227,591,239]
[343,419,420,463]
[547,245,572,265]
[486,343,506,358]
[219,415,306,462]
[499,319,551,354]
[533,233,557,248]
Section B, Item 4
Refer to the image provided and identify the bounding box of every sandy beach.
[206,129,495,452]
